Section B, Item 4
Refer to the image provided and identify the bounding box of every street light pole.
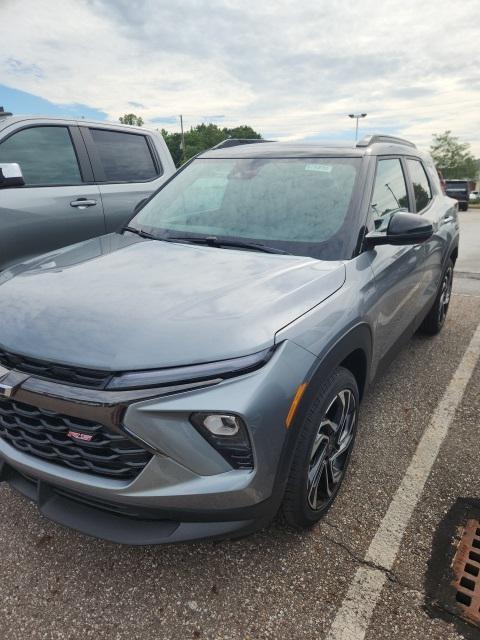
[179,114,186,163]
[348,113,367,142]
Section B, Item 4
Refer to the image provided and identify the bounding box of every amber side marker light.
[285,382,308,429]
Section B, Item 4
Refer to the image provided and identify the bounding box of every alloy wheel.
[438,266,453,326]
[307,389,357,511]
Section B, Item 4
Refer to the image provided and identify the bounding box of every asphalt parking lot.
[1,210,479,640]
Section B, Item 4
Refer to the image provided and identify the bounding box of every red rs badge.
[67,431,93,442]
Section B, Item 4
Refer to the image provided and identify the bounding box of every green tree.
[430,131,478,180]
[160,123,262,167]
[412,182,430,211]
[119,113,144,127]
[227,125,261,139]
[160,129,183,166]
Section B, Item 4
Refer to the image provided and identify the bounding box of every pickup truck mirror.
[0,163,25,188]
[364,212,433,248]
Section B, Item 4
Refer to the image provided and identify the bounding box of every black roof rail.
[0,106,13,118]
[210,138,274,151]
[356,134,416,149]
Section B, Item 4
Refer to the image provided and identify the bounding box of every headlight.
[190,412,253,470]
[106,347,274,390]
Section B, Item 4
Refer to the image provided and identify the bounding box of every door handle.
[70,198,97,209]
[442,215,454,224]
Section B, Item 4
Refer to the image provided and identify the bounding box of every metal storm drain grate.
[452,518,480,626]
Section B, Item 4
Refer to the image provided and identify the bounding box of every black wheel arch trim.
[305,323,372,399]
[270,324,373,511]
[448,240,459,267]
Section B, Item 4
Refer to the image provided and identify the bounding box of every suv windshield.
[131,157,362,260]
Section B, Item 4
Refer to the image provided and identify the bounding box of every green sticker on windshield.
[305,164,333,172]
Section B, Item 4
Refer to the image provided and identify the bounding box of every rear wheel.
[281,367,358,528]
[420,259,454,335]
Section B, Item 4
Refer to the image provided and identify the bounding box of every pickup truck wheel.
[280,367,359,529]
[420,259,454,335]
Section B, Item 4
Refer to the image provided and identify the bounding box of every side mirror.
[364,212,433,248]
[0,163,25,188]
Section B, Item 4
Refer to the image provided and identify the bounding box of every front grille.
[0,348,112,389]
[0,399,152,479]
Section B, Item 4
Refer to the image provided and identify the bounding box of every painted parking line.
[326,320,480,640]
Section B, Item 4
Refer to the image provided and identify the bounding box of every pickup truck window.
[0,126,82,186]
[89,129,158,182]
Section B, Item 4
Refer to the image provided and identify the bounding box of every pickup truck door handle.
[70,198,97,209]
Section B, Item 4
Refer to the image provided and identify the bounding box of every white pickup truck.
[0,110,176,270]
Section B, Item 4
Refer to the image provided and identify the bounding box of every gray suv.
[0,111,175,271]
[0,135,459,544]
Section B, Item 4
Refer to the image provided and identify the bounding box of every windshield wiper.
[124,227,291,255]
[166,235,291,255]
[123,226,162,240]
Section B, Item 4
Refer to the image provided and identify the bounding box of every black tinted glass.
[407,159,432,211]
[90,129,158,182]
[446,181,468,191]
[0,126,81,185]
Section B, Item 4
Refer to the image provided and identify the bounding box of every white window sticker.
[305,164,333,172]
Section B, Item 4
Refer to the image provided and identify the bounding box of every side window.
[370,158,409,230]
[406,158,432,212]
[0,126,82,185]
[89,129,159,182]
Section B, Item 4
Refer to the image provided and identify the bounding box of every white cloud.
[1,0,480,153]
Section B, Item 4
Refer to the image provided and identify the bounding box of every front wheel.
[420,259,454,335]
[280,367,359,528]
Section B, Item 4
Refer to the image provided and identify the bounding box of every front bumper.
[0,341,316,544]
[0,460,270,544]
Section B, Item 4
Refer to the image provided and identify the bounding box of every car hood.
[0,234,345,371]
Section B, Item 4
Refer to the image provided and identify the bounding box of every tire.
[460,203,468,212]
[280,366,359,529]
[420,259,454,336]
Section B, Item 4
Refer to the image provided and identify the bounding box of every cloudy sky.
[1,0,479,153]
